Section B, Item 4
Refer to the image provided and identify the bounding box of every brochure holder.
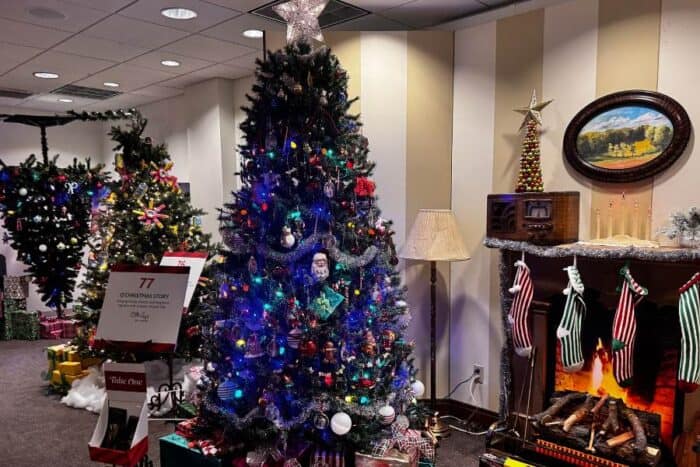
[89,363,149,466]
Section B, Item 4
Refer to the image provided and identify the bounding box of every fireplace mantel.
[484,237,700,263]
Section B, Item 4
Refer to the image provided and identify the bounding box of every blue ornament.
[217,379,237,401]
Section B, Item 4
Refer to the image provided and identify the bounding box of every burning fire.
[588,338,629,401]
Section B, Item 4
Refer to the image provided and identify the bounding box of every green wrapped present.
[159,433,222,467]
[4,309,39,340]
[4,298,27,312]
[4,275,29,299]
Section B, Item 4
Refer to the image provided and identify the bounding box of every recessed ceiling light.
[33,71,59,79]
[161,7,197,20]
[160,59,181,67]
[243,29,264,39]
[103,82,120,88]
[58,98,73,103]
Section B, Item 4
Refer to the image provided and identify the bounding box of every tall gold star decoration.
[273,0,329,45]
[514,89,553,130]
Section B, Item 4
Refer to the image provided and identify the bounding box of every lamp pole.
[430,260,437,412]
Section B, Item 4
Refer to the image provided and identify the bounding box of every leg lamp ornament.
[400,209,470,437]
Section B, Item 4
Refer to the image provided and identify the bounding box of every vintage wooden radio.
[486,191,580,245]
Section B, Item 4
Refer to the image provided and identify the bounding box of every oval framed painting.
[563,90,691,182]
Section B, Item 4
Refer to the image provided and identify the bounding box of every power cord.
[439,370,497,436]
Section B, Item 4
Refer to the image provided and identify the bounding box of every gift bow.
[371,418,435,461]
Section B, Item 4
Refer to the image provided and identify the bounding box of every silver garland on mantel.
[485,236,700,421]
[257,232,379,270]
[484,237,700,262]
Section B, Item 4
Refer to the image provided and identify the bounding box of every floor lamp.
[400,209,470,438]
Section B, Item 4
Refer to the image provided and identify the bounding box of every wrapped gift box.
[4,298,27,313]
[355,450,418,467]
[51,369,89,387]
[4,275,29,299]
[4,309,39,340]
[59,361,83,376]
[47,344,68,372]
[39,316,81,339]
[159,433,222,467]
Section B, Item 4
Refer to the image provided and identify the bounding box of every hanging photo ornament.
[313,412,330,430]
[280,225,296,249]
[248,256,258,275]
[323,180,335,198]
[311,251,329,282]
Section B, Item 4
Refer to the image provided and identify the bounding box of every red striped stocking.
[509,259,534,358]
[612,265,647,387]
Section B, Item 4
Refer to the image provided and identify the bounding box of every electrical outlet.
[473,364,484,384]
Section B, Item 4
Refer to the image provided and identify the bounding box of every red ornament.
[346,159,354,169]
[261,202,269,212]
[300,340,317,357]
[56,174,67,183]
[323,373,333,387]
[353,177,375,197]
[359,378,376,389]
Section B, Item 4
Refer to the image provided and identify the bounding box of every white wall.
[0,107,106,311]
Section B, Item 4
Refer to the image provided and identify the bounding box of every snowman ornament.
[280,225,296,249]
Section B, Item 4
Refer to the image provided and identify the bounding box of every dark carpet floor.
[0,339,484,466]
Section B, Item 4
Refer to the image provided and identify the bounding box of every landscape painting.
[575,106,673,170]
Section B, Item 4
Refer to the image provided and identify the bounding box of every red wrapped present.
[40,317,63,339]
[60,318,80,338]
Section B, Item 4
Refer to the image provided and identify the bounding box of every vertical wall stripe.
[450,22,497,408]
[590,0,661,238]
[490,9,544,410]
[542,0,598,239]
[326,32,362,116]
[404,31,455,400]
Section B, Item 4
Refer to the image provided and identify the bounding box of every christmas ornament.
[245,333,265,358]
[287,326,303,349]
[57,242,66,251]
[322,341,337,364]
[557,264,586,372]
[378,405,396,425]
[18,188,27,196]
[133,199,169,229]
[311,251,329,282]
[310,286,344,320]
[330,411,352,435]
[411,380,425,397]
[362,330,377,356]
[313,412,330,430]
[273,0,329,45]
[508,259,534,358]
[248,256,258,275]
[612,265,647,387]
[217,379,237,401]
[292,83,304,95]
[353,177,376,197]
[280,225,296,249]
[300,339,317,357]
[323,180,335,198]
[513,89,551,193]
[38,244,47,252]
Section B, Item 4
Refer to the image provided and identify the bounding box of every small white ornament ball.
[56,242,66,251]
[330,412,352,435]
[18,188,28,196]
[38,244,48,252]
[411,380,425,397]
[378,405,396,425]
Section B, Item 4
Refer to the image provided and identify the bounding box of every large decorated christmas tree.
[191,3,425,462]
[75,112,213,357]
[0,154,107,317]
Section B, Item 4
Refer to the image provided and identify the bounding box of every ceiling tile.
[0,51,116,94]
[82,15,190,49]
[381,0,485,27]
[126,50,214,74]
[225,51,259,70]
[163,35,255,62]
[79,92,164,111]
[55,35,149,62]
[119,0,241,33]
[131,85,183,98]
[75,63,179,92]
[344,0,412,12]
[200,13,283,48]
[0,17,71,49]
[17,92,98,111]
[0,43,44,75]
[328,12,408,30]
[61,0,135,13]
[0,0,111,33]
[479,0,515,5]
[158,64,251,88]
[201,0,268,11]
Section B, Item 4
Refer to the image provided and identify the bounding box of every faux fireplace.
[479,238,699,467]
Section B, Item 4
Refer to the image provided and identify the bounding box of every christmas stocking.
[557,265,586,372]
[508,260,534,358]
[678,273,700,393]
[612,265,648,387]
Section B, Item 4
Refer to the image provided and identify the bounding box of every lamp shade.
[399,209,470,262]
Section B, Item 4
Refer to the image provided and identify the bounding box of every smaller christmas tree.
[514,89,552,193]
[0,154,107,317]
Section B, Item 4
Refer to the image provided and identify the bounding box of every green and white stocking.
[678,272,700,393]
[557,265,586,373]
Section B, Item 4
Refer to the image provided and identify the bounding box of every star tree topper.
[273,0,329,45]
[514,89,553,130]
